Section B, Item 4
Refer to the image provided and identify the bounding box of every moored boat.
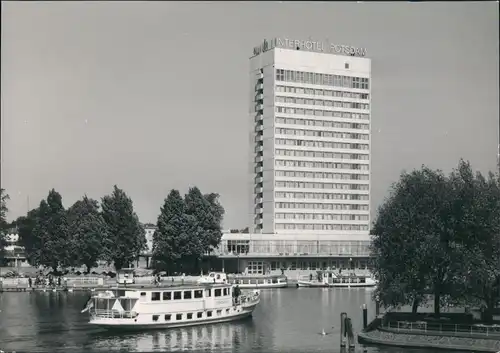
[227,273,288,289]
[297,270,376,288]
[83,276,260,330]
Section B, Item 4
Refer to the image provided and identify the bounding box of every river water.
[0,288,457,353]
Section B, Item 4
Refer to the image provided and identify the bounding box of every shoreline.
[358,329,500,352]
[0,277,303,292]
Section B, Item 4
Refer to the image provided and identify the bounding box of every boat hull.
[296,281,329,288]
[235,282,287,289]
[88,303,258,331]
[331,283,376,288]
[297,281,376,288]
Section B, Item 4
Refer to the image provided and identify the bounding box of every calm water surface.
[0,288,459,352]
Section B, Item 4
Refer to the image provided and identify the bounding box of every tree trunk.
[434,292,441,317]
[484,295,494,324]
[412,299,419,314]
[85,263,92,274]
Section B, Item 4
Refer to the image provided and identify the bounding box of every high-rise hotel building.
[248,38,371,235]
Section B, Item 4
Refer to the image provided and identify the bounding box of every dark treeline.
[0,186,224,275]
[371,159,500,322]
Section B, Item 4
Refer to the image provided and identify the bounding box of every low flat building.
[211,232,372,279]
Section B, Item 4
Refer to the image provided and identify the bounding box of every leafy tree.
[0,189,10,264]
[17,208,41,266]
[371,171,431,314]
[152,188,225,274]
[152,189,192,272]
[101,185,146,271]
[371,166,464,316]
[184,188,224,250]
[67,196,112,273]
[24,189,70,272]
[450,161,500,322]
[241,227,249,233]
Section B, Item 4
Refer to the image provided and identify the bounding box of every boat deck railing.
[239,292,260,306]
[384,320,500,338]
[91,309,137,319]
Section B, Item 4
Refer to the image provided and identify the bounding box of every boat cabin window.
[205,289,211,297]
[176,314,182,320]
[183,291,192,299]
[173,291,182,300]
[163,292,171,300]
[152,315,159,322]
[165,314,171,321]
[207,311,212,317]
[197,312,203,318]
[214,289,222,297]
[151,292,161,301]
[194,290,203,298]
[140,292,146,296]
[226,309,230,314]
[223,288,229,296]
[272,278,278,284]
[187,313,193,319]
[217,310,222,316]
[360,277,366,283]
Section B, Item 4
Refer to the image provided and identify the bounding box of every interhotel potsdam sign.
[252,37,367,58]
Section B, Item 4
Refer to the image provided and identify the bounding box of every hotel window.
[276,69,285,81]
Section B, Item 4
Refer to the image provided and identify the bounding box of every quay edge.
[358,315,500,353]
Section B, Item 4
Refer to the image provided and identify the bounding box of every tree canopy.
[18,189,71,272]
[66,196,112,273]
[371,160,500,321]
[152,187,225,274]
[101,185,146,270]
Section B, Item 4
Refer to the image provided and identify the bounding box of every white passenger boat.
[297,270,377,288]
[82,277,260,330]
[227,274,288,289]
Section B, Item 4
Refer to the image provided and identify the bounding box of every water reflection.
[87,319,257,352]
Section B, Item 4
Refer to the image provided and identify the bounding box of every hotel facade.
[215,38,372,278]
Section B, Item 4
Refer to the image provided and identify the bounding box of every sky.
[1,1,499,228]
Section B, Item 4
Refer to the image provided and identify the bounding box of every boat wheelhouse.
[227,274,288,289]
[297,270,376,288]
[84,282,260,330]
[116,268,135,285]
